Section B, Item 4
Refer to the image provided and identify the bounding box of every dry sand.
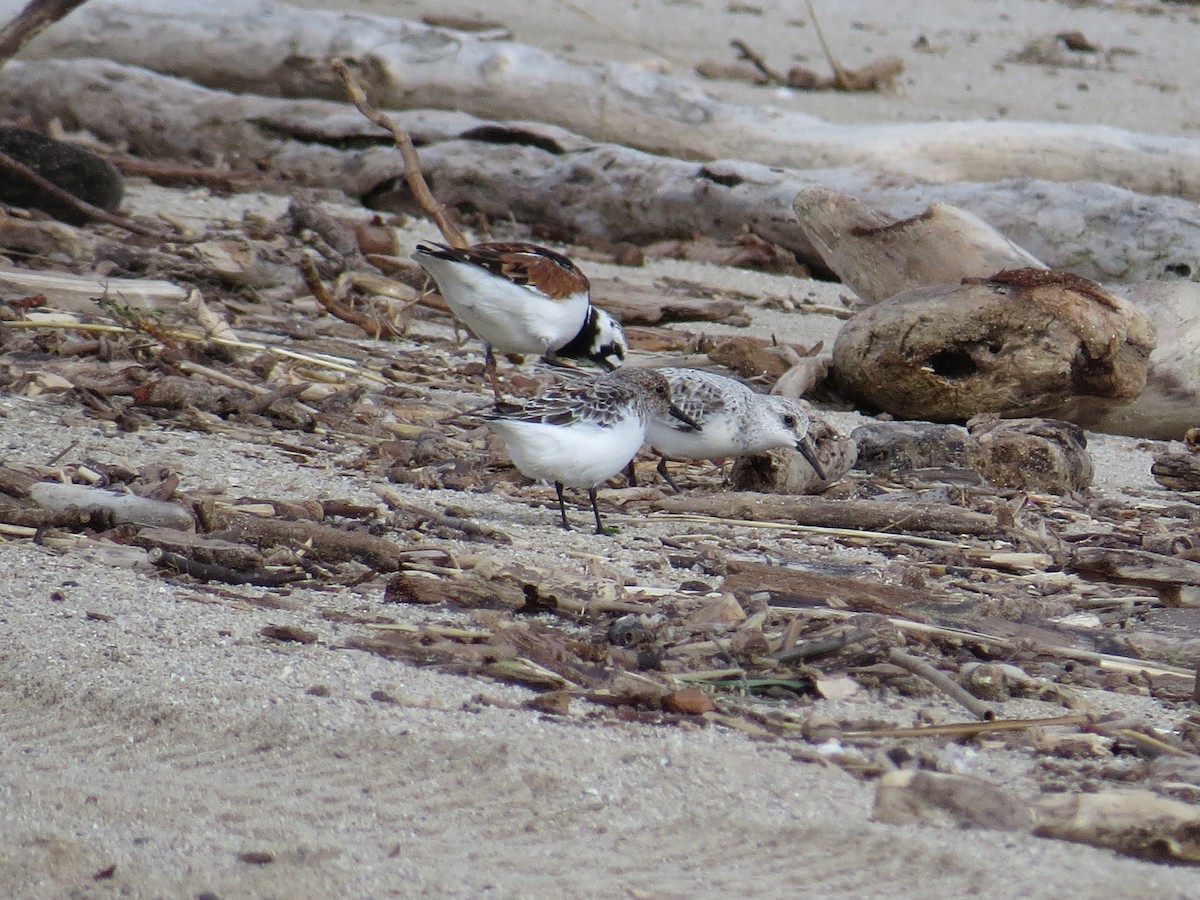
[3,1,1200,898]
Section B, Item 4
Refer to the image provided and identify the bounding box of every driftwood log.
[11,0,1200,199]
[1151,451,1200,491]
[832,269,1155,424]
[1,58,1197,285]
[2,57,1200,285]
[808,189,1196,438]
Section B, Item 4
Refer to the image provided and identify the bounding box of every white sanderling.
[480,367,698,533]
[633,367,826,491]
[412,241,627,398]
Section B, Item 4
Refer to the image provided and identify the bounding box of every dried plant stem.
[843,714,1092,740]
[649,513,970,550]
[553,0,690,68]
[331,57,465,248]
[805,0,850,89]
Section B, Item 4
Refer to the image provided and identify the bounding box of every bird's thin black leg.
[657,455,682,494]
[555,481,572,531]
[588,486,605,535]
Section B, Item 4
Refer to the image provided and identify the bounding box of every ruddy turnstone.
[632,367,826,492]
[480,368,698,534]
[412,241,627,398]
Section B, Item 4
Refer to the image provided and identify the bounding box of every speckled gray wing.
[482,378,634,428]
[661,373,729,432]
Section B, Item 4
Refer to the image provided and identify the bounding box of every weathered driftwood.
[3,58,1200,284]
[0,264,188,314]
[832,270,1156,426]
[385,559,632,615]
[807,189,1199,438]
[878,773,1200,862]
[1152,451,1200,491]
[964,417,1094,496]
[28,481,193,529]
[14,0,1200,199]
[655,492,1002,536]
[727,417,857,495]
[1070,547,1200,607]
[795,187,1045,304]
[1033,791,1200,864]
[205,507,405,572]
[721,558,951,616]
[588,279,746,326]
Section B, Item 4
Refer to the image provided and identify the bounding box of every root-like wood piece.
[888,647,997,720]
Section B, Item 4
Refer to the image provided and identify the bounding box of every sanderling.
[412,241,627,398]
[480,368,697,534]
[632,367,826,491]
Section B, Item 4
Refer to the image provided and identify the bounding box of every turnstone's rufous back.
[413,241,627,398]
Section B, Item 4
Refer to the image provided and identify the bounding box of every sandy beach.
[3,1,1200,897]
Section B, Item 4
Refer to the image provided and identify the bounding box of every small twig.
[0,0,89,68]
[0,148,169,238]
[804,0,851,90]
[888,647,997,721]
[331,58,465,248]
[301,253,405,339]
[730,39,787,85]
[772,625,875,664]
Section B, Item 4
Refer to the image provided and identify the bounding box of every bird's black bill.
[796,437,827,481]
[668,403,700,431]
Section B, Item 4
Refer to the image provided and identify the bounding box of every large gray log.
[2,58,1199,285]
[8,0,1200,198]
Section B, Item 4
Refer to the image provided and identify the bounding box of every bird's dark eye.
[783,414,796,427]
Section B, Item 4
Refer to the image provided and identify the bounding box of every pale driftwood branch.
[655,493,1005,537]
[0,265,188,313]
[795,187,1046,305]
[2,59,1199,285]
[11,0,1200,199]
